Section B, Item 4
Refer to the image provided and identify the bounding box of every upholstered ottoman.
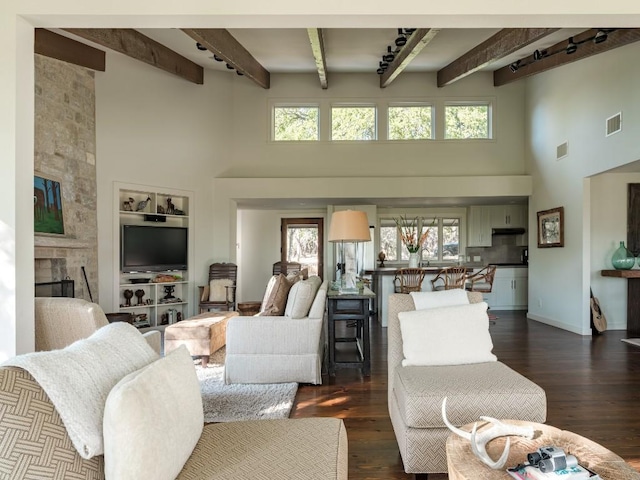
[165,311,238,366]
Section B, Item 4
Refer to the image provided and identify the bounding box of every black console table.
[327,287,375,376]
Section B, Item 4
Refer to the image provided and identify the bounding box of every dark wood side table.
[326,287,375,376]
[601,269,640,336]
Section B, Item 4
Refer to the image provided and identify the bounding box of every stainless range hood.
[492,227,526,235]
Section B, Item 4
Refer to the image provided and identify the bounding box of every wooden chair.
[272,261,302,276]
[393,268,426,294]
[198,262,237,313]
[465,265,497,293]
[430,266,468,291]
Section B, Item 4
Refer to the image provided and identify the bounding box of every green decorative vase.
[612,241,635,270]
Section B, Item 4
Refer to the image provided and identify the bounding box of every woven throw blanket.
[3,322,159,459]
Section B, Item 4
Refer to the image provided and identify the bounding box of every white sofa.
[225,279,328,384]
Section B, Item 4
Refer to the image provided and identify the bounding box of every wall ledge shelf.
[601,269,640,278]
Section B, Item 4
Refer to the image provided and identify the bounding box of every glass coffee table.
[446,420,640,479]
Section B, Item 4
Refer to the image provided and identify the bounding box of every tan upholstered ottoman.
[164,311,238,366]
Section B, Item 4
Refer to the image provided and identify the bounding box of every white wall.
[589,173,640,330]
[95,52,233,312]
[229,72,526,177]
[526,43,640,335]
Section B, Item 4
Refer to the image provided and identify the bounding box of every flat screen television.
[121,225,188,273]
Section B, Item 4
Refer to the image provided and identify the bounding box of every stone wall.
[34,54,98,302]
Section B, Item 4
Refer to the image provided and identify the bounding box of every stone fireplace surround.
[34,54,98,302]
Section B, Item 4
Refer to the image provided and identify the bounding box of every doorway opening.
[281,218,324,279]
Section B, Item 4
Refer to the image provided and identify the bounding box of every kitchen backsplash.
[466,235,527,265]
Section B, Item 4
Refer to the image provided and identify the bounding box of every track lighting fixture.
[213,54,223,62]
[395,29,407,47]
[236,71,244,76]
[509,60,521,73]
[383,46,395,63]
[226,63,234,70]
[566,37,578,54]
[379,60,389,70]
[196,42,207,51]
[376,68,384,75]
[532,49,547,61]
[593,29,608,44]
[404,28,416,35]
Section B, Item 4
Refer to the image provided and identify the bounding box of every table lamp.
[328,210,371,292]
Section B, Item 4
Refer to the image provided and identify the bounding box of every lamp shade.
[328,210,371,242]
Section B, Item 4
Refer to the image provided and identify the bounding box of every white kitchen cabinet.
[490,205,526,228]
[467,206,492,247]
[492,267,528,310]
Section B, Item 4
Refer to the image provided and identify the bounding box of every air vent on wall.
[606,112,622,137]
[556,141,568,160]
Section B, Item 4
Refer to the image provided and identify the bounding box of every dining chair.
[393,268,426,294]
[430,266,468,291]
[272,261,303,276]
[465,265,497,294]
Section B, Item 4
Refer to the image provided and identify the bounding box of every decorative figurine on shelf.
[177,312,182,322]
[157,205,165,214]
[378,250,386,267]
[160,313,168,325]
[163,285,175,300]
[174,208,185,215]
[122,197,134,211]
[166,197,175,215]
[135,289,145,306]
[136,195,151,212]
[123,289,133,307]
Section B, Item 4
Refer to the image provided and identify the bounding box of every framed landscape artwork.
[34,173,65,235]
[537,206,564,248]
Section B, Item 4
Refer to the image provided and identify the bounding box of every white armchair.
[35,297,161,354]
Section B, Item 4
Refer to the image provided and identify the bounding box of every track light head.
[566,37,578,54]
[509,60,521,73]
[379,60,389,69]
[594,30,608,44]
[236,70,244,76]
[404,28,416,35]
[226,63,234,70]
[377,68,385,75]
[533,49,547,61]
[395,28,407,47]
[213,54,223,62]
[196,42,207,51]
[383,46,395,63]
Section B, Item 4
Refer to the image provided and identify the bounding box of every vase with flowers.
[394,216,431,267]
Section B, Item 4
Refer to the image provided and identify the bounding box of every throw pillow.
[285,276,322,319]
[103,345,203,480]
[398,302,497,366]
[260,273,292,315]
[209,278,234,302]
[409,288,469,310]
[3,322,159,459]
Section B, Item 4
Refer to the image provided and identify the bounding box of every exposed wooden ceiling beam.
[437,28,559,87]
[380,28,440,88]
[307,28,328,89]
[494,28,640,87]
[63,28,203,85]
[181,29,270,89]
[35,29,106,71]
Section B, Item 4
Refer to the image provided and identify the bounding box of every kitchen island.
[363,265,528,326]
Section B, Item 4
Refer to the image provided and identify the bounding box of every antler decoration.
[441,397,534,469]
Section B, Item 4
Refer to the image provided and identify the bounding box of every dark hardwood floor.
[290,311,640,479]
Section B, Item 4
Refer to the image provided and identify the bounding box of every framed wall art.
[537,206,564,248]
[34,172,65,235]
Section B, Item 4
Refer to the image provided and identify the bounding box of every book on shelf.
[507,464,602,480]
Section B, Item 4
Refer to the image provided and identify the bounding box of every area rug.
[194,347,298,423]
[621,338,640,348]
